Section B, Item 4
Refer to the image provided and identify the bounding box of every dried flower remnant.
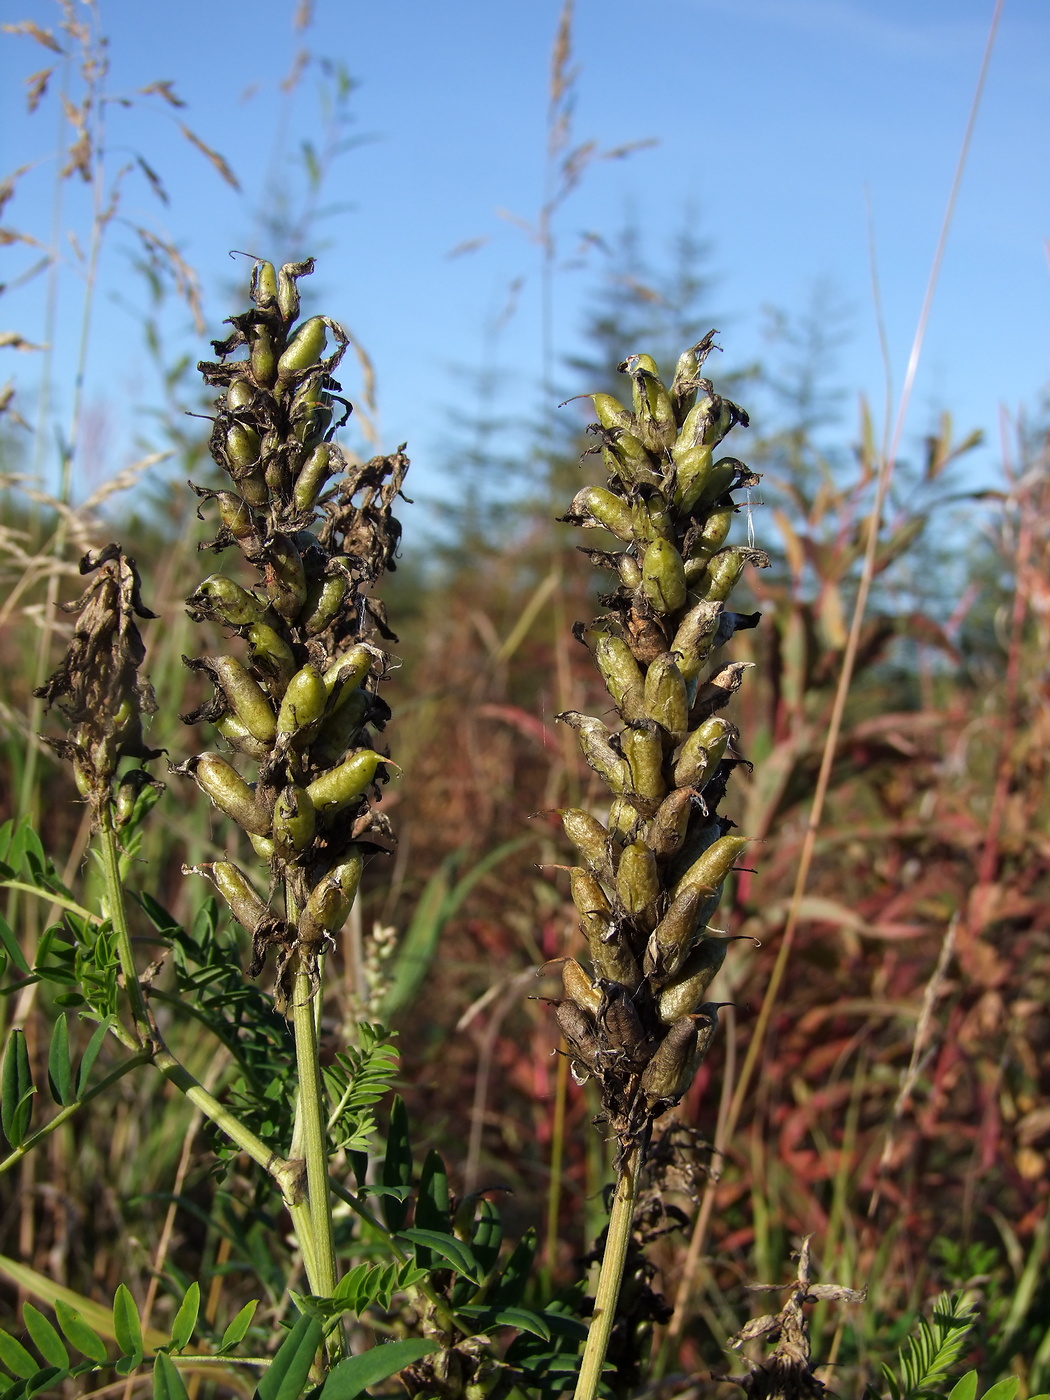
[34,543,161,813]
[176,257,406,996]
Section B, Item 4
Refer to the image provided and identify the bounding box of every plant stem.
[573,1142,641,1400]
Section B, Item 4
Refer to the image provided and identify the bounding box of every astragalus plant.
[555,335,767,1399]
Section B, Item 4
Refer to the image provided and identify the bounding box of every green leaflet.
[318,1339,436,1400]
[167,1282,200,1355]
[381,1095,412,1232]
[152,1351,190,1400]
[1,1031,34,1149]
[254,1313,322,1400]
[54,1300,107,1365]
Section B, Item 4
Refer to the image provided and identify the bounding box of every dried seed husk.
[562,957,602,1017]
[644,886,709,980]
[561,809,611,878]
[593,635,646,722]
[673,716,734,789]
[186,753,270,836]
[306,748,387,816]
[601,984,652,1065]
[640,538,688,615]
[589,926,642,991]
[692,662,754,721]
[555,999,601,1079]
[272,784,317,858]
[673,834,751,901]
[299,851,364,945]
[641,1015,699,1104]
[657,941,728,1023]
[615,840,659,917]
[643,652,689,739]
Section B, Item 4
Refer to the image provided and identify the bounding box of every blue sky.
[1,0,1047,514]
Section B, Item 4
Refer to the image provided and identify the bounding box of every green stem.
[0,1049,151,1176]
[96,808,151,1045]
[573,1143,641,1400]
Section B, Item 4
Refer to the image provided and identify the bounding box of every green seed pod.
[311,688,370,767]
[226,422,262,470]
[626,355,677,451]
[693,456,738,510]
[293,442,335,512]
[564,486,636,543]
[249,832,275,860]
[569,867,611,921]
[671,445,714,512]
[306,748,387,816]
[232,467,270,510]
[607,796,639,843]
[670,601,724,681]
[604,431,664,490]
[291,380,334,446]
[640,538,688,615]
[670,341,707,419]
[187,753,270,836]
[643,652,689,739]
[271,784,317,858]
[615,553,643,590]
[591,392,634,432]
[673,833,751,901]
[593,635,646,722]
[632,492,675,545]
[641,1015,699,1104]
[246,623,298,691]
[299,851,364,946]
[205,656,276,743]
[187,575,272,629]
[301,572,349,636]
[562,957,602,1017]
[277,662,328,738]
[648,786,694,858]
[644,885,709,980]
[277,316,327,379]
[324,643,375,696]
[696,546,768,603]
[621,722,667,814]
[673,716,734,789]
[657,939,728,1023]
[277,261,306,322]
[263,534,308,621]
[556,711,630,794]
[213,491,258,543]
[683,507,735,583]
[615,840,659,917]
[252,260,278,306]
[250,325,277,387]
[195,860,271,935]
[588,926,642,992]
[226,378,254,411]
[561,809,610,877]
[215,714,272,761]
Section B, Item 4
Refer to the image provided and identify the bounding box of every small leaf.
[220,1300,258,1352]
[397,1230,479,1283]
[112,1285,142,1366]
[947,1372,978,1400]
[75,1020,110,1097]
[21,1306,67,1370]
[54,1300,106,1364]
[381,1095,412,1233]
[1,1030,34,1148]
[255,1313,322,1400]
[25,1365,67,1398]
[153,1350,190,1400]
[979,1382,1019,1400]
[0,1328,37,1378]
[319,1340,437,1400]
[413,1149,449,1269]
[487,1229,537,1309]
[456,1305,550,1340]
[47,1018,71,1106]
[168,1283,199,1354]
[0,912,30,976]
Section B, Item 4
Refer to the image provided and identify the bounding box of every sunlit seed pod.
[188,753,270,836]
[671,444,714,512]
[643,652,689,739]
[696,546,768,603]
[263,449,290,497]
[606,431,664,490]
[615,553,643,591]
[323,643,375,702]
[252,260,278,306]
[649,786,695,858]
[656,940,728,1023]
[607,796,639,844]
[299,851,364,944]
[246,623,298,691]
[311,688,370,768]
[588,925,642,992]
[670,342,705,419]
[676,396,716,451]
[226,378,254,411]
[672,833,751,901]
[293,442,334,512]
[632,492,675,545]
[683,507,735,584]
[305,748,387,816]
[640,538,688,615]
[692,457,738,510]
[276,663,327,738]
[232,467,270,510]
[301,572,349,636]
[621,723,667,813]
[277,262,304,322]
[641,1015,699,1104]
[195,859,271,935]
[591,392,634,432]
[562,957,602,1017]
[263,534,308,621]
[564,486,637,543]
[593,635,646,723]
[249,832,274,860]
[673,716,734,789]
[601,984,651,1065]
[556,711,630,794]
[615,840,660,917]
[277,316,328,380]
[250,325,277,387]
[271,784,317,858]
[206,656,277,743]
[212,491,258,543]
[554,999,601,1078]
[187,575,272,629]
[561,809,610,877]
[626,355,677,451]
[569,867,611,921]
[670,600,724,681]
[225,422,262,470]
[644,886,708,980]
[291,380,334,447]
[215,714,272,762]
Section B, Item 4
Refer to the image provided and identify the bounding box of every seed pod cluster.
[177,259,407,994]
[555,334,765,1146]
